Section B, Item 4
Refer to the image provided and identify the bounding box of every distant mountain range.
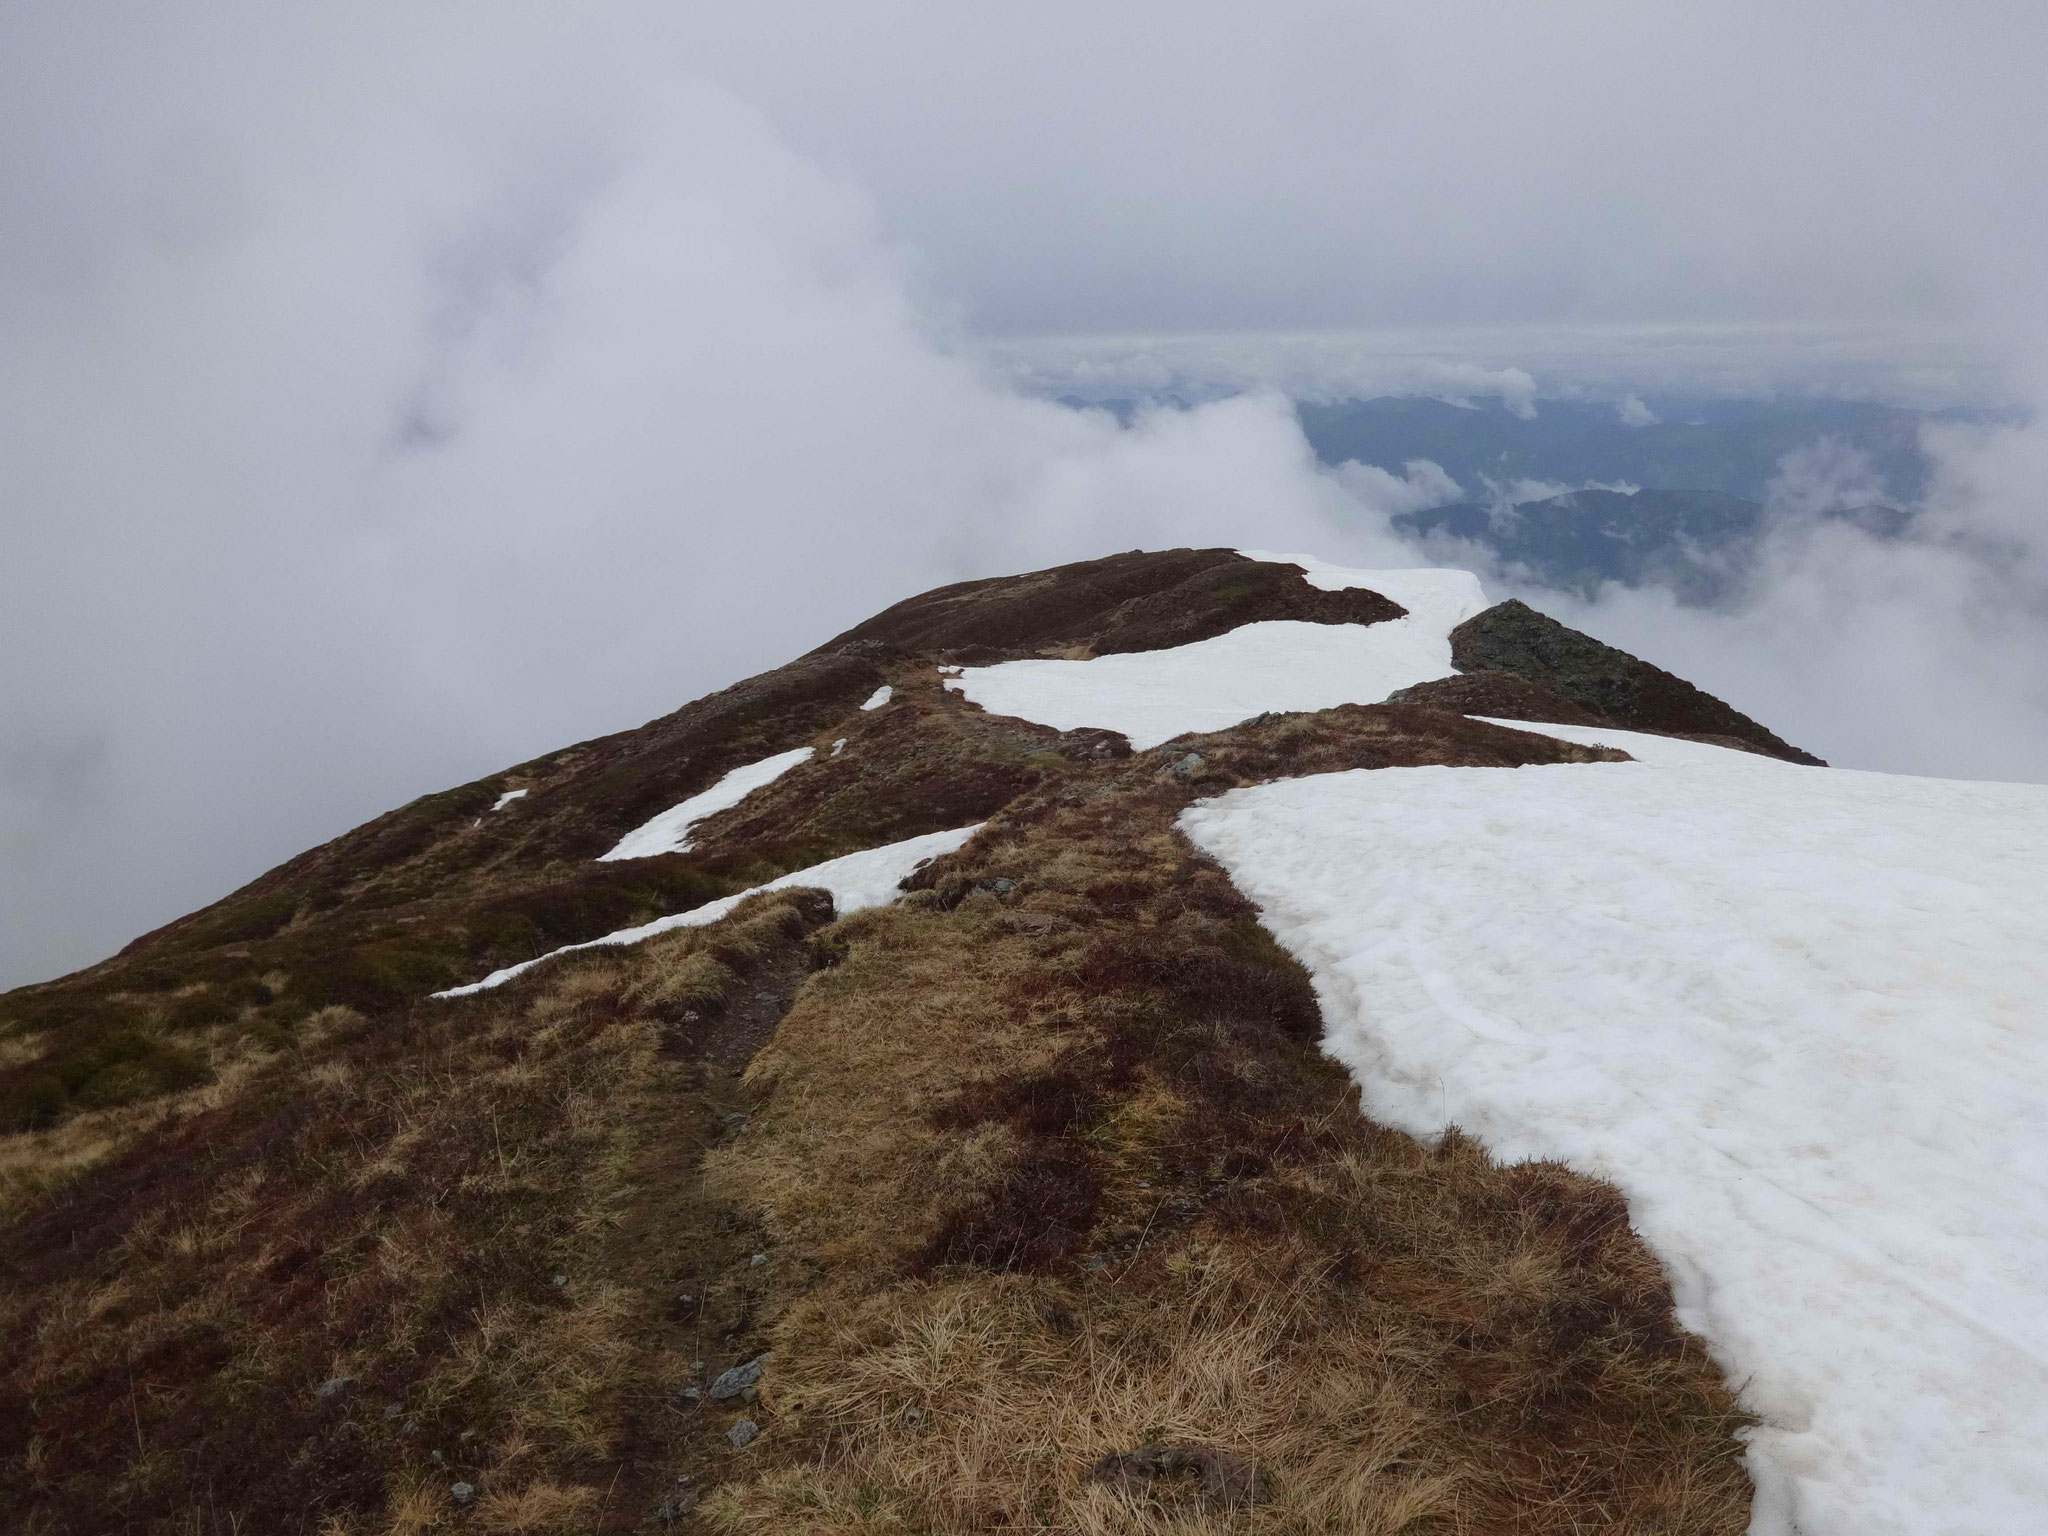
[1397,486,1910,604]
[1294,393,1950,505]
[1044,391,1965,603]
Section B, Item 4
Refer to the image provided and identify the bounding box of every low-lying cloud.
[0,63,1409,987]
[5,1,2048,989]
[1494,418,2048,780]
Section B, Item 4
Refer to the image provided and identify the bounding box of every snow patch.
[831,737,847,757]
[1468,717,1787,769]
[1236,551,1483,625]
[1181,725,2048,1535]
[597,746,814,861]
[861,685,893,710]
[436,824,981,999]
[490,788,528,812]
[943,563,1486,751]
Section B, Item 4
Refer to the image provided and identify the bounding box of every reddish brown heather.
[0,547,1786,1533]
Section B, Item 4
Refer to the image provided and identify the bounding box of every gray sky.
[5,0,2048,988]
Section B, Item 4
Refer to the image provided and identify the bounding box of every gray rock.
[990,878,1016,897]
[709,1357,765,1399]
[653,1487,699,1524]
[449,1481,475,1506]
[551,1273,567,1287]
[314,1376,355,1400]
[1053,727,1133,762]
[679,1386,701,1402]
[1170,752,1206,780]
[748,1252,767,1267]
[726,1417,759,1450]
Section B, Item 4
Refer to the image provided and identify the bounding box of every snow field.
[436,823,981,998]
[598,746,814,861]
[944,558,1487,750]
[1180,725,2048,1535]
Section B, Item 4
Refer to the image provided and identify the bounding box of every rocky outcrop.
[1451,599,1824,763]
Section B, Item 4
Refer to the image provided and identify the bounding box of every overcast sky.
[5,0,2048,988]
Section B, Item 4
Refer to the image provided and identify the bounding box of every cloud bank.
[1613,415,2048,777]
[0,28,1410,987]
[6,0,2048,988]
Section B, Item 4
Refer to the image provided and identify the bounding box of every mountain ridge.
[0,549,1794,1533]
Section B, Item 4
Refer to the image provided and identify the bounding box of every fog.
[4,1,2047,987]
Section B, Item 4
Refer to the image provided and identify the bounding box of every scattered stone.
[990,877,1016,897]
[1053,726,1133,761]
[1170,751,1206,781]
[677,1293,694,1304]
[748,1252,767,1267]
[314,1376,355,1401]
[449,1481,475,1506]
[726,1417,759,1450]
[709,1357,765,1399]
[552,1274,567,1287]
[653,1487,699,1524]
[679,1386,701,1402]
[458,1429,476,1443]
[1089,1442,1270,1508]
[722,1113,748,1129]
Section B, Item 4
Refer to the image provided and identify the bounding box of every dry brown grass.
[0,701,1749,1534]
[694,713,1751,1534]
[0,1027,294,1217]
[0,890,835,1534]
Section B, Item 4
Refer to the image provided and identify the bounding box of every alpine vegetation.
[1,549,2039,1535]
